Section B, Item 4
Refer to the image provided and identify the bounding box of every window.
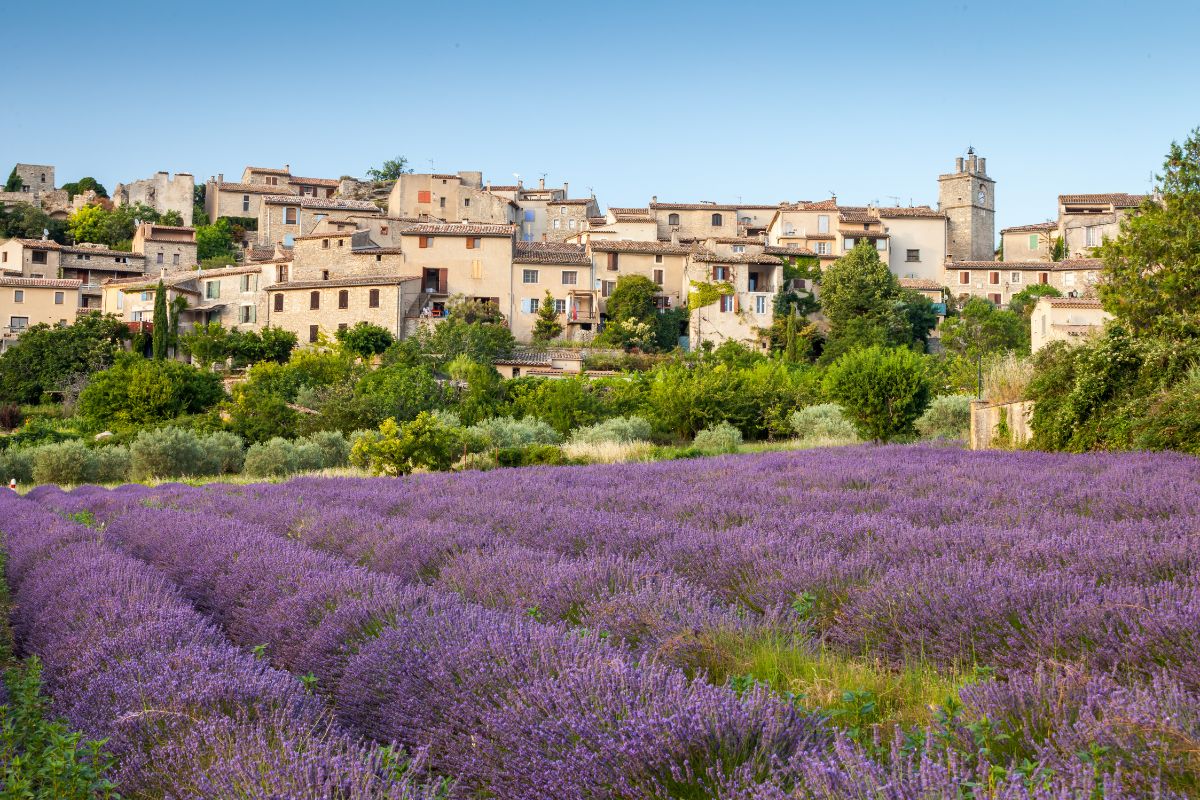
[1086,271,1098,283]
[156,252,164,265]
[0,252,5,263]
[568,219,576,229]
[844,238,855,250]
[732,245,745,253]
[553,219,561,230]
[9,317,28,331]
[554,299,566,314]
[417,190,431,203]
[712,266,729,281]
[39,173,44,183]
[205,281,220,299]
[876,239,887,251]
[711,213,723,226]
[817,215,830,234]
[140,292,151,301]
[267,176,278,186]
[54,291,63,305]
[668,213,680,226]
[653,269,664,286]
[309,324,319,343]
[471,259,481,279]
[241,274,258,292]
[172,253,179,266]
[274,293,284,312]
[239,305,256,324]
[321,270,330,281]
[338,290,349,309]
[607,252,618,271]
[815,242,831,256]
[465,237,482,249]
[1063,272,1076,287]
[277,264,289,282]
[242,195,250,212]
[1010,272,1022,284]
[380,225,389,236]
[522,298,538,314]
[419,236,431,248]
[755,295,767,314]
[1039,272,1049,285]
[522,269,539,284]
[322,239,330,249]
[131,310,143,321]
[959,271,971,285]
[719,295,734,312]
[561,271,578,285]
[369,289,380,308]
[32,251,47,265]
[338,322,348,331]
[310,291,320,309]
[988,271,1000,285]
[601,280,615,297]
[283,207,297,225]
[906,249,920,262]
[988,293,1002,304]
[439,197,446,209]
[654,254,663,263]
[1085,225,1101,247]
[13,290,23,303]
[1028,234,1039,250]
[31,274,42,279]
[464,198,470,207]
[117,293,124,310]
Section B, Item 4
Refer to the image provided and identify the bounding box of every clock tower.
[938,148,995,262]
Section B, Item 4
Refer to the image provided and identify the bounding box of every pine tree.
[532,290,563,343]
[151,281,168,360]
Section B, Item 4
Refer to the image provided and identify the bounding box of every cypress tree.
[151,281,168,360]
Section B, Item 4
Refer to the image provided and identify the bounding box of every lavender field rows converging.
[10,444,1200,797]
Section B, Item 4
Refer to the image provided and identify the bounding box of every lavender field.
[6,444,1200,798]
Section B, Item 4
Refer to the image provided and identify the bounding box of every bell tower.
[938,148,995,262]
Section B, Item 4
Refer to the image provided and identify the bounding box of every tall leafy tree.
[819,239,914,357]
[940,297,1028,359]
[824,345,931,442]
[60,176,108,199]
[4,168,22,192]
[1099,127,1200,336]
[0,313,128,403]
[532,290,563,343]
[366,157,412,182]
[151,282,168,360]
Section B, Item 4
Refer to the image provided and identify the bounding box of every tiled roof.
[430,174,461,180]
[713,237,767,244]
[607,207,650,215]
[837,207,874,222]
[352,247,405,255]
[217,182,299,195]
[63,245,146,259]
[8,238,62,249]
[692,251,782,265]
[841,230,889,239]
[194,265,264,278]
[876,206,945,219]
[951,258,1102,272]
[271,274,420,290]
[513,241,590,265]
[245,167,291,175]
[737,204,786,210]
[141,223,196,233]
[799,233,836,241]
[899,277,942,291]
[289,176,339,187]
[611,213,656,224]
[487,185,519,191]
[1001,222,1058,233]
[799,199,838,211]
[263,195,379,211]
[763,245,817,257]
[588,239,696,255]
[1047,297,1105,309]
[292,231,362,241]
[404,222,514,237]
[650,202,738,211]
[1059,193,1147,208]
[551,199,593,206]
[494,348,586,366]
[0,277,82,289]
[246,245,277,262]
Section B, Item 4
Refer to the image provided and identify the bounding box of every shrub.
[77,356,224,429]
[335,322,395,358]
[129,426,206,481]
[293,441,325,473]
[692,422,743,454]
[0,404,21,430]
[453,451,498,472]
[824,346,931,442]
[494,444,567,467]
[348,429,382,469]
[31,441,96,486]
[469,416,561,449]
[350,412,465,476]
[304,430,351,468]
[1134,365,1200,454]
[569,416,653,445]
[0,448,34,485]
[983,353,1035,404]
[243,438,299,478]
[91,445,131,484]
[789,404,858,442]
[915,395,974,441]
[197,431,246,475]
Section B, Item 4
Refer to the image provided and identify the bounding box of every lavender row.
[0,491,442,799]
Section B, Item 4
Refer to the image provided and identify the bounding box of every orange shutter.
[417,190,431,203]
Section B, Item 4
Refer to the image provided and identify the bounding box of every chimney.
[563,181,569,196]
[218,173,224,183]
[538,177,545,190]
[486,180,491,191]
[542,233,547,242]
[955,157,963,173]
[670,229,679,246]
[967,155,977,174]
[979,157,987,175]
[651,195,657,204]
[284,163,290,173]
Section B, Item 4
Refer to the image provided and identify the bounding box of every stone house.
[649,200,740,241]
[584,237,692,318]
[7,164,55,198]
[1000,221,1057,262]
[257,195,381,248]
[387,172,519,226]
[112,172,195,226]
[536,197,600,242]
[1058,193,1146,258]
[582,208,660,242]
[946,258,1102,306]
[265,274,420,344]
[395,222,516,323]
[875,206,947,283]
[101,272,202,328]
[131,223,198,273]
[0,238,146,313]
[1030,296,1112,352]
[0,276,82,345]
[686,240,782,349]
[510,241,596,342]
[205,176,297,223]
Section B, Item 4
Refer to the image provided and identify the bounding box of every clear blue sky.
[5,0,1199,235]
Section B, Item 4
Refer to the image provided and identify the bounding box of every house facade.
[947,258,1102,306]
[0,277,82,346]
[1030,296,1112,352]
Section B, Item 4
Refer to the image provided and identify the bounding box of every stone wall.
[114,172,195,226]
[968,399,1034,450]
[265,282,410,341]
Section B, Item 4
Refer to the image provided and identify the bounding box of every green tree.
[351,412,464,475]
[940,297,1028,360]
[335,321,395,358]
[60,176,108,199]
[824,346,931,442]
[66,202,159,248]
[448,355,502,425]
[179,322,229,368]
[532,290,563,343]
[1050,235,1067,262]
[0,313,127,404]
[195,218,238,262]
[77,356,224,429]
[4,168,22,192]
[366,157,413,182]
[159,209,184,226]
[819,240,915,357]
[599,275,659,348]
[0,203,68,243]
[418,317,514,364]
[1009,284,1062,317]
[1098,128,1200,336]
[899,290,939,346]
[151,281,168,360]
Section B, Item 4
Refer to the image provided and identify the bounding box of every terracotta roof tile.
[951,258,1101,272]
[245,167,291,176]
[404,222,514,237]
[289,176,339,187]
[217,182,299,195]
[513,241,590,265]
[607,207,651,215]
[692,251,782,265]
[588,239,696,255]
[0,277,82,289]
[8,238,62,249]
[1047,297,1106,309]
[713,237,767,244]
[650,202,738,211]
[1059,193,1147,208]
[876,206,945,219]
[272,274,419,290]
[611,213,656,224]
[899,277,942,291]
[263,195,379,211]
[1001,222,1058,233]
[551,199,593,206]
[763,245,817,257]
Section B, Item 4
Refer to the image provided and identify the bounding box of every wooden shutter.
[712,266,718,280]
[608,252,618,271]
[338,289,349,309]
[437,268,448,294]
[310,290,320,310]
[419,236,430,248]
[417,190,431,203]
[273,293,283,312]
[369,288,380,308]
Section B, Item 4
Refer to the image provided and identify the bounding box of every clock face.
[977,187,986,204]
